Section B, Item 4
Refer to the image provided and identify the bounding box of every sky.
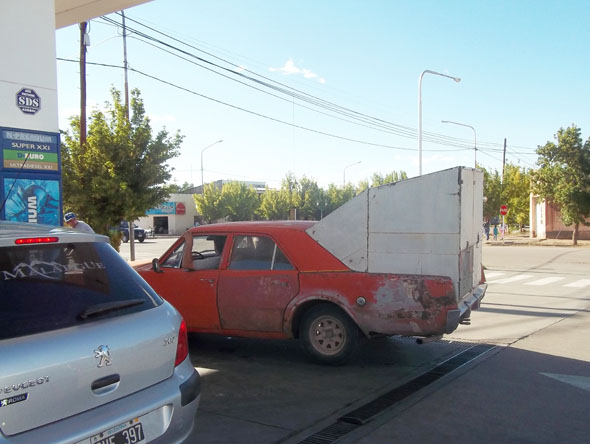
[55,0,590,189]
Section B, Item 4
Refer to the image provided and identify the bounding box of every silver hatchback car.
[0,221,200,443]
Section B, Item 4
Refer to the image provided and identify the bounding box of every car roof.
[0,221,107,244]
[190,220,316,234]
[185,220,348,272]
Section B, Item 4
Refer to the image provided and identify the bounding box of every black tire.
[300,304,360,365]
[138,238,145,243]
[122,233,129,243]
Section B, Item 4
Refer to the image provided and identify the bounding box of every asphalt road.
[119,237,590,443]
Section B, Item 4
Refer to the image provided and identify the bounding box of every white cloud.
[270,58,325,84]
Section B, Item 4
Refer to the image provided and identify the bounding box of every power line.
[99,13,538,156]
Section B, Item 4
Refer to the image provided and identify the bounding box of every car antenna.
[0,152,31,215]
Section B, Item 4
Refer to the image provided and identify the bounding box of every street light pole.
[200,140,223,193]
[343,161,361,187]
[418,70,461,176]
[441,120,477,168]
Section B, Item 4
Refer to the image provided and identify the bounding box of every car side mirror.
[152,258,163,273]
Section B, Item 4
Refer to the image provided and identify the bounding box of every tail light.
[175,319,189,366]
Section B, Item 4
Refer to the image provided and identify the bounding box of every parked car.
[0,221,200,443]
[120,221,146,243]
[135,219,486,365]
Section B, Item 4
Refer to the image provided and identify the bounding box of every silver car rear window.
[0,242,162,340]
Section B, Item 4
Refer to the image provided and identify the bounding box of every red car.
[135,220,485,365]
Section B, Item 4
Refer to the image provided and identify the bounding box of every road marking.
[492,274,534,284]
[484,272,506,280]
[564,279,590,288]
[524,277,565,286]
[540,373,590,392]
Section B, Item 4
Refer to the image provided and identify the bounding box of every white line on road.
[524,277,566,286]
[564,279,590,288]
[492,274,534,284]
[484,272,506,280]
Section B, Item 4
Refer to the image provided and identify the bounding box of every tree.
[502,164,531,230]
[532,125,590,244]
[482,168,503,221]
[258,188,291,220]
[221,181,259,221]
[194,183,225,223]
[324,184,356,216]
[61,88,181,242]
[371,171,407,186]
[167,181,195,193]
[297,177,323,220]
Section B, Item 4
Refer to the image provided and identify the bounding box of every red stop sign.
[500,205,508,216]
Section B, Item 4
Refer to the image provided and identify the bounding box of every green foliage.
[194,183,225,223]
[532,126,590,243]
[482,168,503,220]
[221,182,259,221]
[324,184,356,216]
[61,87,181,240]
[503,164,531,227]
[370,171,408,187]
[481,164,531,229]
[167,181,195,193]
[193,171,409,224]
[258,188,291,220]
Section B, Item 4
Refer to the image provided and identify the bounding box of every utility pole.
[502,138,507,184]
[121,10,136,261]
[79,22,88,146]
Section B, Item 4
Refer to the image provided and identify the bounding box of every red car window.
[229,235,293,271]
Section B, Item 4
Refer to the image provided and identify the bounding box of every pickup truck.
[136,167,486,364]
[119,221,146,243]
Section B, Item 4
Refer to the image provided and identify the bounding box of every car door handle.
[199,278,216,285]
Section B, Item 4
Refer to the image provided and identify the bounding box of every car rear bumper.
[445,283,487,334]
[0,358,200,444]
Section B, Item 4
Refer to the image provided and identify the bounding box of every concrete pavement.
[337,310,590,444]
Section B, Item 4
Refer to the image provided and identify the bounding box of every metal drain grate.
[297,421,360,444]
[296,344,494,443]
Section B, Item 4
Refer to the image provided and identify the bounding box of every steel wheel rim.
[309,315,346,356]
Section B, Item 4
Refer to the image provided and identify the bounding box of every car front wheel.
[300,304,360,365]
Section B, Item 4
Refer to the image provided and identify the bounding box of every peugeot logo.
[94,345,112,367]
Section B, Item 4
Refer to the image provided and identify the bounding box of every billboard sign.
[146,202,176,215]
[2,178,60,225]
[1,128,59,172]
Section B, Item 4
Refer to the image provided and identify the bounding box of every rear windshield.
[0,242,163,340]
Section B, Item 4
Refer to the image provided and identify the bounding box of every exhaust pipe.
[416,335,442,344]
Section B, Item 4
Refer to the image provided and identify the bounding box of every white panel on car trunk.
[307,167,483,296]
[306,189,369,271]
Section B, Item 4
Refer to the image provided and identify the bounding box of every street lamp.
[343,161,361,186]
[200,139,223,193]
[418,70,461,176]
[441,120,477,168]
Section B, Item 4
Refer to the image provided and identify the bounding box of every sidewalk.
[341,310,590,444]
[485,231,590,247]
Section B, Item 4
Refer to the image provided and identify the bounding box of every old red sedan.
[135,219,485,365]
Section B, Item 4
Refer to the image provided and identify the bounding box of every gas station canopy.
[55,0,152,29]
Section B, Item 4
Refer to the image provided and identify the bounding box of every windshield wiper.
[78,299,145,320]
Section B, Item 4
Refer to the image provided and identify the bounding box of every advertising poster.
[146,202,176,215]
[2,178,60,225]
[1,128,60,172]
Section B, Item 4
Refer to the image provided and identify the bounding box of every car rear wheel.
[300,304,360,365]
[138,238,145,243]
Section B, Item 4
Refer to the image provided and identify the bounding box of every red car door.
[217,234,299,332]
[148,233,226,331]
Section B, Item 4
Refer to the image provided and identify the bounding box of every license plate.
[91,421,144,444]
